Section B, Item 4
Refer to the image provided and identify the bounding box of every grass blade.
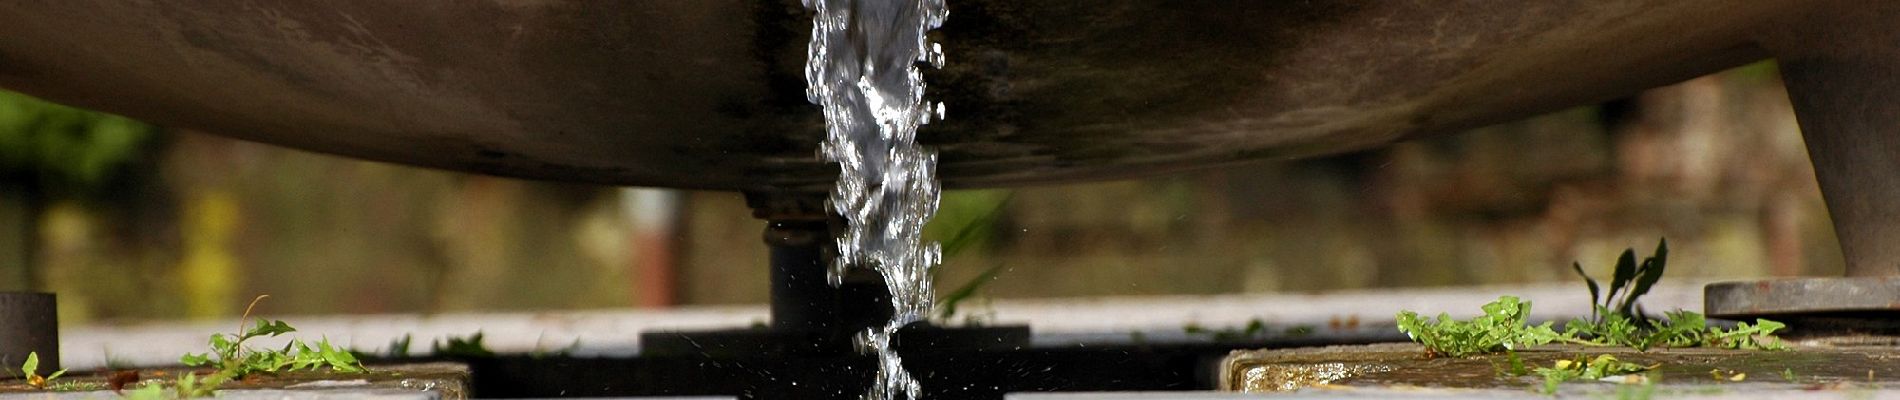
[1572,261,1601,319]
[938,262,1006,320]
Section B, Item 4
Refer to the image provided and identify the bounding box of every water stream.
[802,0,948,399]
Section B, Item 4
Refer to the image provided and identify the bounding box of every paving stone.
[0,362,465,399]
[1222,343,1900,398]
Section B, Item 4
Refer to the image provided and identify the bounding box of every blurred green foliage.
[928,190,1011,320]
[0,90,158,194]
[927,190,1011,257]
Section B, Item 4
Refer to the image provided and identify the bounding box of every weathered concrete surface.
[0,1,1807,191]
[0,362,464,399]
[0,390,435,400]
[1015,388,1900,399]
[1224,343,1900,397]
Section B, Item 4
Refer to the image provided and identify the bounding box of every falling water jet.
[801,0,949,399]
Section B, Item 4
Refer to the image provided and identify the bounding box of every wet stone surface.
[0,362,465,399]
[1224,342,1900,397]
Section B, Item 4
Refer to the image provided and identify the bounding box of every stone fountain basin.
[0,1,1805,191]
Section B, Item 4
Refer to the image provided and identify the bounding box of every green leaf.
[1608,249,1638,306]
[1620,239,1669,316]
[938,262,1006,320]
[181,353,209,367]
[1572,262,1601,319]
[433,333,495,358]
[22,351,38,377]
[244,319,297,339]
[209,334,234,354]
[1755,318,1787,334]
[176,372,199,394]
[1395,296,1566,357]
[1534,354,1653,394]
[937,197,1009,258]
[387,335,412,358]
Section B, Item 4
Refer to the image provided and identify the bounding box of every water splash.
[802,0,947,398]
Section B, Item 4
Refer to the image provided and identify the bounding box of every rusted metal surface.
[0,292,56,378]
[1758,2,1900,278]
[0,1,1804,191]
[1698,3,1900,327]
[1705,277,1900,318]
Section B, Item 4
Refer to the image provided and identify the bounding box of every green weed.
[432,332,495,357]
[1563,239,1788,351]
[1397,239,1788,357]
[1183,319,1271,342]
[19,351,67,389]
[1396,296,1574,357]
[140,295,368,398]
[1532,354,1655,394]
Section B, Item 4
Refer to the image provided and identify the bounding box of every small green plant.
[179,317,366,376]
[171,372,223,398]
[1398,239,1788,357]
[937,262,1006,321]
[1183,319,1270,342]
[1564,239,1788,350]
[387,334,413,358]
[1533,354,1655,394]
[118,374,217,400]
[1573,239,1669,323]
[432,332,495,357]
[1395,239,1794,395]
[20,351,67,389]
[1396,296,1571,357]
[154,295,367,398]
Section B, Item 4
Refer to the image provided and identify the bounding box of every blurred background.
[0,62,1841,326]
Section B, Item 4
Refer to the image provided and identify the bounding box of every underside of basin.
[0,1,1799,191]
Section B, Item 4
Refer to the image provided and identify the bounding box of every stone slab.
[1,389,436,400]
[1224,343,1900,397]
[0,362,465,399]
[1011,388,1900,399]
